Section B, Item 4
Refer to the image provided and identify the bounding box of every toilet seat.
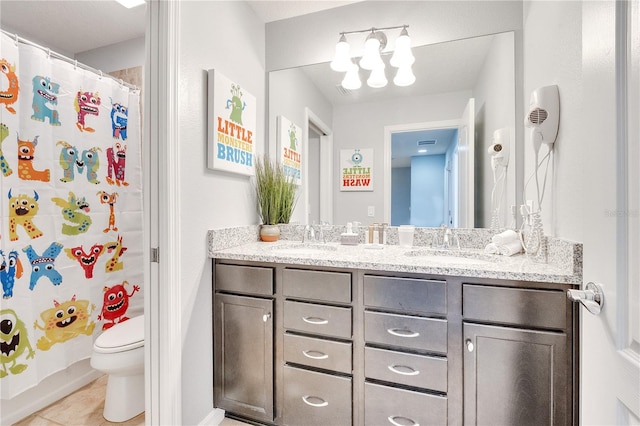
[94,315,144,354]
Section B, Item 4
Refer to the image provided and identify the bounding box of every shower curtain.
[0,32,144,399]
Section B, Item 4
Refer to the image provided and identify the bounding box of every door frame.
[383,119,462,225]
[304,108,333,225]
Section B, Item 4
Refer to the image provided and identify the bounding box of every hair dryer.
[488,127,510,169]
[525,85,560,153]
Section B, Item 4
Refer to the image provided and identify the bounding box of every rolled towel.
[497,239,523,256]
[484,243,499,254]
[492,230,520,246]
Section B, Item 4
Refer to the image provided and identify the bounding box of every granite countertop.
[208,225,583,285]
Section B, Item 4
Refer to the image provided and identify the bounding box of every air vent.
[528,107,548,125]
[417,139,437,146]
[335,84,353,96]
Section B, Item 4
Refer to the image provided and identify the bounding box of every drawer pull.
[388,364,420,376]
[302,395,329,408]
[302,316,329,325]
[302,350,329,360]
[387,328,420,338]
[388,415,419,426]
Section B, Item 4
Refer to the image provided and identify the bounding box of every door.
[457,98,475,228]
[214,294,274,423]
[581,1,640,424]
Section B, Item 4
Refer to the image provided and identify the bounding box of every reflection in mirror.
[269,31,516,228]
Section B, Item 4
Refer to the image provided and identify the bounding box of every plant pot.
[260,224,280,242]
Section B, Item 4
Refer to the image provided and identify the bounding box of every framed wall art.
[207,69,256,175]
[340,148,373,191]
[276,115,302,185]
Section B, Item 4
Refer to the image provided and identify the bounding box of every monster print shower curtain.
[0,33,144,398]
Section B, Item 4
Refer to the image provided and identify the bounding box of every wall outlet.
[367,206,375,217]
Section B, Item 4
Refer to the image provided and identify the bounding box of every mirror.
[269,31,516,228]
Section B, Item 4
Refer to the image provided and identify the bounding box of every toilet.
[90,315,145,422]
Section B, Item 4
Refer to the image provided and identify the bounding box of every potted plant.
[253,155,298,241]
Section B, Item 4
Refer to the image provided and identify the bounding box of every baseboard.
[0,361,103,425]
[199,408,225,425]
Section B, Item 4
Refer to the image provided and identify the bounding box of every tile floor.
[13,375,144,426]
[12,374,254,426]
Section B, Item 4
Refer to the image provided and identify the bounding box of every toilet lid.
[94,315,144,353]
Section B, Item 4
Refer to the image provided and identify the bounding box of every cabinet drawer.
[283,366,351,426]
[284,333,352,374]
[364,275,447,315]
[284,300,352,339]
[365,382,447,426]
[463,284,567,330]
[365,346,447,393]
[283,268,351,303]
[365,311,447,354]
[215,264,273,296]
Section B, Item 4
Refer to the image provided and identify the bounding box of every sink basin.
[270,244,338,256]
[404,249,499,265]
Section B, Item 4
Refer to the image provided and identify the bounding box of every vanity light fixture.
[330,25,415,89]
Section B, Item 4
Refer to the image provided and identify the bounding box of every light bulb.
[393,65,415,87]
[390,27,415,68]
[330,34,352,72]
[367,65,387,88]
[359,33,384,70]
[342,62,361,90]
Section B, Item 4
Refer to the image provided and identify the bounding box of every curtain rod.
[1,29,140,92]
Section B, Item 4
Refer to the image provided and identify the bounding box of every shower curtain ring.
[14,33,19,46]
[99,70,103,79]
[46,48,51,59]
[74,60,78,70]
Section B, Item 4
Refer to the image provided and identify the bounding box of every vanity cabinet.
[462,284,573,425]
[212,260,577,426]
[281,268,353,426]
[213,264,274,423]
[363,275,449,425]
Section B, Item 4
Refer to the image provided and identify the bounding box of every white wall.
[332,90,471,225]
[176,2,265,424]
[268,67,333,224]
[473,32,516,228]
[522,0,582,241]
[76,37,145,73]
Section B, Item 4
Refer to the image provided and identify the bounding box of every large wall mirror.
[269,31,517,228]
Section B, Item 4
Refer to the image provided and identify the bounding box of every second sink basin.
[270,244,338,256]
[404,249,499,265]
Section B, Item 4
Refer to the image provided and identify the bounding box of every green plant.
[254,155,298,225]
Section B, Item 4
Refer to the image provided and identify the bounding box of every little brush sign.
[277,115,302,186]
[340,148,373,191]
[207,69,256,175]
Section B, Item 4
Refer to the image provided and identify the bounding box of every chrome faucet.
[302,224,315,243]
[439,224,460,250]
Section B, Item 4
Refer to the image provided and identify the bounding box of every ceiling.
[0,0,357,55]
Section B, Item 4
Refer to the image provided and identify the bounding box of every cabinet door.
[463,323,568,426]
[214,293,274,423]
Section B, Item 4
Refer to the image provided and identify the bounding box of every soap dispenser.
[340,222,359,245]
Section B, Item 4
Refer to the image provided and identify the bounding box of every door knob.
[567,282,604,315]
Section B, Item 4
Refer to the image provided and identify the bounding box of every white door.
[580,1,640,424]
[457,98,475,228]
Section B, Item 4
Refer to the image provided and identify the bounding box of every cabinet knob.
[466,339,474,352]
[262,312,271,322]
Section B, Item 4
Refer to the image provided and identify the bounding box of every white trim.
[304,108,333,224]
[383,119,461,224]
[198,408,226,426]
[145,1,182,424]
